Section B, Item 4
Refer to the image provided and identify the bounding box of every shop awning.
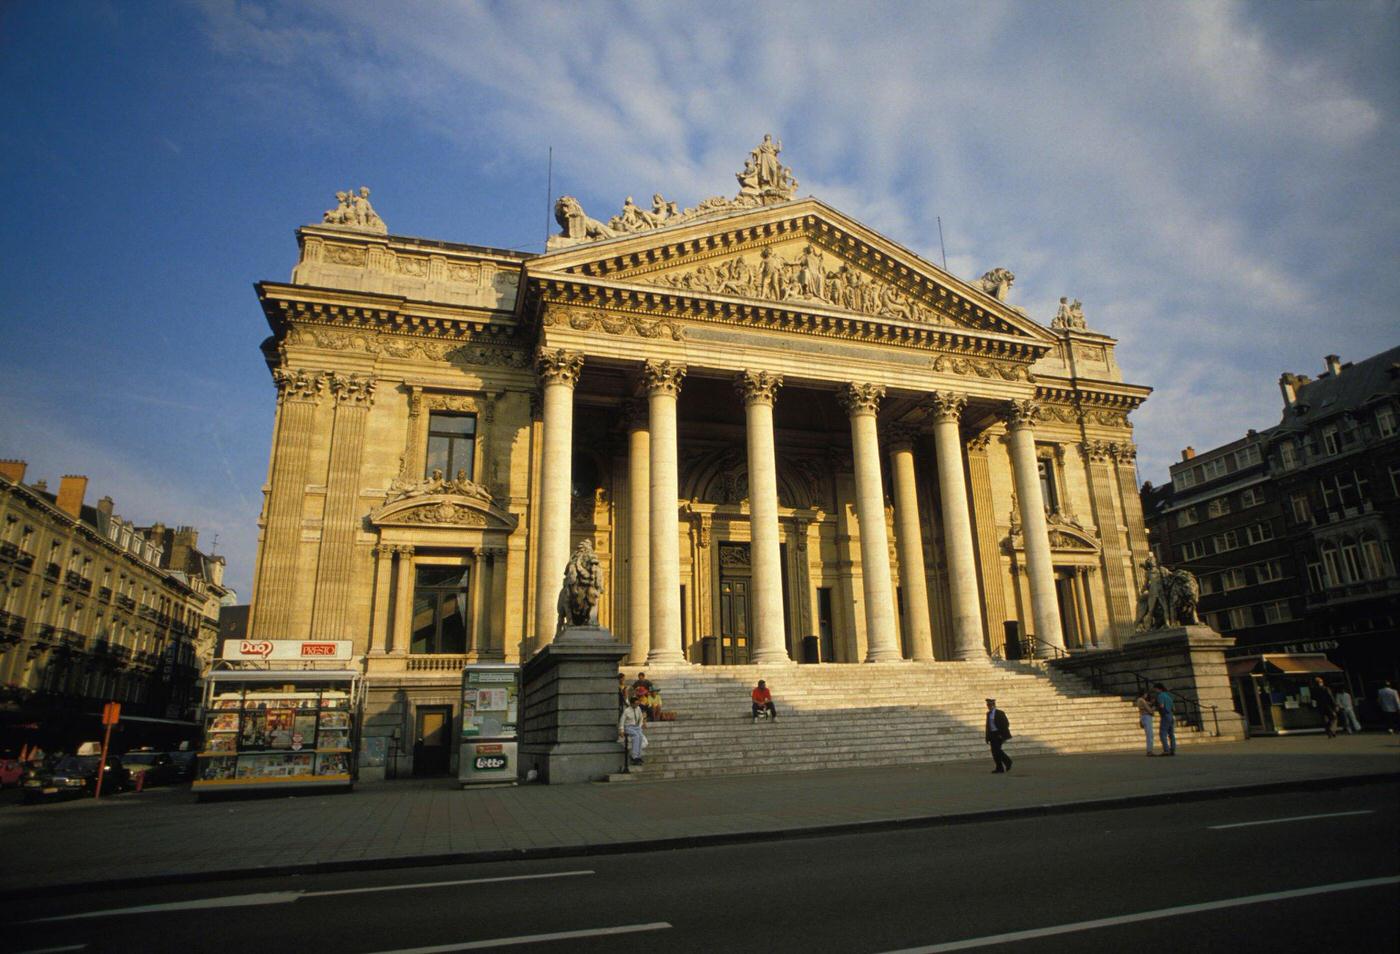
[1227,658,1260,677]
[206,670,360,683]
[1266,655,1342,674]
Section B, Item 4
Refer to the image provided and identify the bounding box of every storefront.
[194,639,363,793]
[1228,653,1344,736]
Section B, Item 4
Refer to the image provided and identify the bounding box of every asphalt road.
[6,783,1397,954]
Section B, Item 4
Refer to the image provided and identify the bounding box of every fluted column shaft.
[1006,401,1065,651]
[645,360,687,664]
[312,374,375,641]
[532,349,584,654]
[739,371,789,665]
[391,545,414,654]
[839,384,901,662]
[625,404,650,665]
[887,430,934,660]
[929,392,985,660]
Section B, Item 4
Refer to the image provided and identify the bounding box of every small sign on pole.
[95,701,121,798]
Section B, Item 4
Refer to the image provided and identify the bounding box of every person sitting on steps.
[752,679,778,722]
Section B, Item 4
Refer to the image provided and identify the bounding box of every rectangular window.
[1307,561,1325,592]
[1390,465,1400,496]
[1240,487,1265,508]
[1256,560,1285,584]
[1176,509,1199,528]
[1278,441,1297,470]
[425,412,477,481]
[1262,600,1292,624]
[1177,468,1197,490]
[1291,494,1311,524]
[1341,542,1362,583]
[1222,569,1248,591]
[1322,427,1339,456]
[1321,549,1342,587]
[1202,457,1228,480]
[1037,456,1059,513]
[1213,530,1239,553]
[1227,607,1252,630]
[1198,574,1217,595]
[1234,445,1262,468]
[1207,497,1231,518]
[1245,522,1274,545]
[410,565,470,655]
[1377,405,1397,438]
[1180,540,1209,561]
[1360,539,1391,580]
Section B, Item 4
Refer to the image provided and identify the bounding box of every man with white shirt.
[985,698,1013,774]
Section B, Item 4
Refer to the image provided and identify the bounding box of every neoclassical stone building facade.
[249,146,1151,772]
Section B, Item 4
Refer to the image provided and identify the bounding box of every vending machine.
[458,664,520,787]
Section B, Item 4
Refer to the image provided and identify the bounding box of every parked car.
[167,750,197,783]
[21,755,128,803]
[0,752,23,787]
[121,750,177,788]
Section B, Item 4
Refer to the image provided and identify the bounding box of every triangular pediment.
[371,492,517,531]
[530,198,1055,342]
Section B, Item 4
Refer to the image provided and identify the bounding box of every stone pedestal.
[1049,625,1246,739]
[518,625,629,784]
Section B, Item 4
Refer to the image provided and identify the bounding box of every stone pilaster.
[1005,399,1064,651]
[253,367,326,638]
[965,430,1008,656]
[838,383,901,662]
[644,359,687,665]
[1083,440,1137,644]
[391,544,414,655]
[624,400,650,665]
[312,373,376,642]
[1113,442,1150,588]
[737,371,790,665]
[370,544,394,654]
[886,424,933,661]
[929,391,985,660]
[532,348,584,655]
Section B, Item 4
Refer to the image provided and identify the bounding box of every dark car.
[21,755,128,803]
[121,751,177,788]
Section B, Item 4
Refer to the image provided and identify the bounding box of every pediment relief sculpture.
[1007,501,1100,552]
[386,467,492,505]
[547,135,799,250]
[372,485,517,532]
[321,186,387,234]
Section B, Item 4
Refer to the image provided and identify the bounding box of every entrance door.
[718,579,750,664]
[412,705,452,776]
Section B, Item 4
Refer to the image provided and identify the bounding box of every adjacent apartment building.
[1142,347,1400,695]
[0,460,234,742]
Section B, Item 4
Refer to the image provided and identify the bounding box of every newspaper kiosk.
[459,664,519,787]
[194,639,363,794]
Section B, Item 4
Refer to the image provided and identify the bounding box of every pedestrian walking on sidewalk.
[1335,687,1361,734]
[1378,681,1400,733]
[1313,677,1338,738]
[1135,689,1156,755]
[751,679,777,721]
[985,698,1012,773]
[1154,683,1177,756]
[618,695,648,765]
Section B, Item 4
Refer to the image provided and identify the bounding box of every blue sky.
[2,1,1397,601]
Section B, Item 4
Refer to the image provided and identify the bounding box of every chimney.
[1181,446,1196,461]
[0,459,26,483]
[57,475,88,518]
[97,496,115,517]
[1324,354,1342,377]
[1279,373,1298,406]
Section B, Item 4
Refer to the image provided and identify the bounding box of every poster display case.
[194,666,362,793]
[459,664,520,787]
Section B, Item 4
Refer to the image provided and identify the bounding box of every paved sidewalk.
[3,735,1396,897]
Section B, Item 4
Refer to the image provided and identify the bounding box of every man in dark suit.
[985,698,1013,773]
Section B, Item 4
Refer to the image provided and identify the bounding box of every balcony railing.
[98,586,113,602]
[405,655,471,672]
[36,624,58,641]
[0,541,17,561]
[64,571,93,594]
[58,629,85,650]
[14,550,34,570]
[43,562,61,581]
[0,610,24,644]
[115,595,136,611]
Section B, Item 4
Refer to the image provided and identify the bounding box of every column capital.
[1082,439,1115,463]
[536,348,585,387]
[734,370,783,406]
[966,429,995,453]
[643,359,687,397]
[926,390,967,423]
[1111,441,1137,464]
[884,422,920,450]
[1004,398,1042,430]
[838,382,885,417]
[390,543,415,556]
[623,397,649,431]
[272,367,328,404]
[480,545,508,559]
[329,373,376,406]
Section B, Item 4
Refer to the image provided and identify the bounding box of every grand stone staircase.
[617,660,1221,781]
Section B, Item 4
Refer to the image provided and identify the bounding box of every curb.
[5,771,1397,902]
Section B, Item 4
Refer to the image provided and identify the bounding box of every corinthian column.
[253,368,326,638]
[312,373,376,641]
[928,391,985,660]
[645,360,687,665]
[737,371,789,665]
[886,425,933,661]
[624,400,650,665]
[1005,399,1064,651]
[838,383,901,662]
[532,348,584,653]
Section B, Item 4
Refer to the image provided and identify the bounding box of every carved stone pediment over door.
[371,494,518,532]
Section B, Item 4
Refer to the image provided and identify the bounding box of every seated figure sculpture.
[556,539,603,634]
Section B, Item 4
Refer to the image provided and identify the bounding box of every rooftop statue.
[322,186,387,234]
[1052,297,1087,330]
[556,539,603,632]
[547,135,800,249]
[1134,554,1201,631]
[976,268,1016,301]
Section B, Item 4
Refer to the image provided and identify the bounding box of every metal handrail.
[1019,633,1070,661]
[1079,660,1220,736]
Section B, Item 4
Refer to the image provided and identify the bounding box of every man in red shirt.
[751,680,777,722]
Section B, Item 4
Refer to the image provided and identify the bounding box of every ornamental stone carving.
[329,373,376,405]
[1082,439,1115,463]
[1135,554,1200,631]
[552,196,616,246]
[735,370,783,406]
[643,359,687,397]
[556,539,603,631]
[884,422,920,449]
[838,383,885,417]
[536,348,585,388]
[397,502,488,527]
[386,467,492,505]
[321,186,387,234]
[1112,442,1138,463]
[976,268,1016,301]
[272,367,327,402]
[930,354,1034,382]
[543,307,685,341]
[927,390,967,423]
[1005,399,1042,429]
[1052,297,1087,330]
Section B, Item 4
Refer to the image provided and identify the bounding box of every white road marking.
[878,876,1400,953]
[25,870,594,922]
[363,923,671,953]
[15,946,88,953]
[1209,810,1375,830]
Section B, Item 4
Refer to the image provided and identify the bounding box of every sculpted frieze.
[543,307,685,341]
[930,354,1035,382]
[397,503,488,527]
[286,325,530,369]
